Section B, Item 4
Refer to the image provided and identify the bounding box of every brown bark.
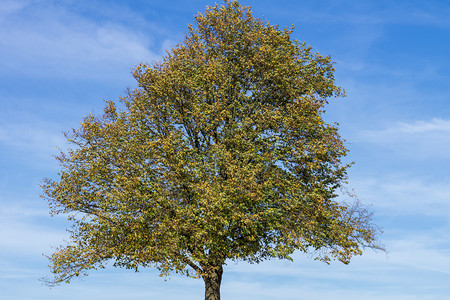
[203,265,223,300]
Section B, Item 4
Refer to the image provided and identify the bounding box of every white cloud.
[364,118,450,136]
[0,123,65,153]
[356,118,450,159]
[0,0,30,17]
[220,238,450,299]
[387,235,450,274]
[351,173,450,216]
[0,220,65,255]
[0,117,68,168]
[0,200,50,219]
[0,2,159,81]
[395,118,450,133]
[0,198,68,255]
[283,0,450,28]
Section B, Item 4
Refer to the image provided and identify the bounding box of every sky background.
[1,0,449,299]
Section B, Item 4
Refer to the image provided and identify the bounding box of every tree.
[42,1,381,299]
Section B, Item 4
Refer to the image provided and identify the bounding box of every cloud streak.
[0,198,68,255]
[269,0,450,28]
[0,122,65,155]
[352,173,450,216]
[0,1,158,81]
[355,118,450,159]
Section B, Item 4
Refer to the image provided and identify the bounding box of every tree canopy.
[42,1,381,299]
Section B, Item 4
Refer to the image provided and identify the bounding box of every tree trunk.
[203,265,223,300]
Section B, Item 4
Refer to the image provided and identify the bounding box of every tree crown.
[42,0,381,286]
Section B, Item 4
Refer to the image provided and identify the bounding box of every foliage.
[42,0,381,298]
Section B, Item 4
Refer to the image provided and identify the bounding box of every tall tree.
[42,1,381,299]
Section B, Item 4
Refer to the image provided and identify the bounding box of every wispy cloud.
[0,220,65,255]
[387,235,450,274]
[274,0,450,28]
[356,118,450,159]
[392,118,450,133]
[0,122,65,154]
[0,196,68,253]
[0,115,68,170]
[0,1,159,81]
[352,173,450,216]
[0,0,28,16]
[221,235,450,299]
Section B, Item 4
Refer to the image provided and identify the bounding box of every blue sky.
[1,0,449,299]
